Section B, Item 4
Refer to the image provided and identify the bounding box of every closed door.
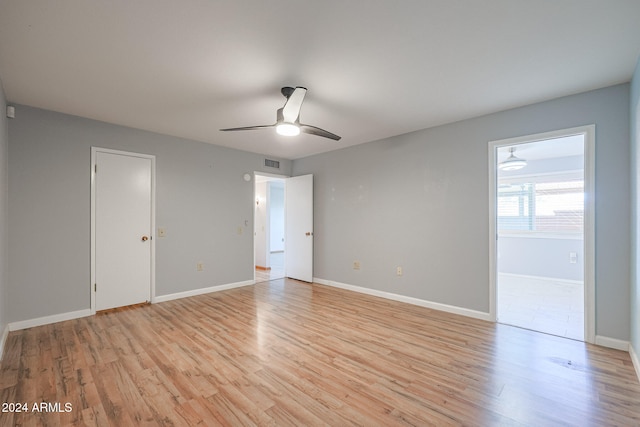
[285,174,313,282]
[94,149,153,310]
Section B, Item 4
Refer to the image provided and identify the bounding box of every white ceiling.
[1,1,639,160]
[497,134,585,162]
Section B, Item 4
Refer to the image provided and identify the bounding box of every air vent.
[264,159,280,169]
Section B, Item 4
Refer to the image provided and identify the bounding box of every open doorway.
[490,126,595,342]
[254,174,286,282]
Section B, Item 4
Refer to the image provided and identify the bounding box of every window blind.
[497,178,584,234]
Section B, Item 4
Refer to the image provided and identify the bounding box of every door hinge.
[94,164,97,173]
[94,283,97,292]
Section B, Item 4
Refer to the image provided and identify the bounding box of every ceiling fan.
[220,86,341,141]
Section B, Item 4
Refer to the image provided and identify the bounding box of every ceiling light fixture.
[221,87,341,140]
[499,147,527,171]
[276,122,300,136]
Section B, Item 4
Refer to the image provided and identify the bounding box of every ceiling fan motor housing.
[281,86,305,98]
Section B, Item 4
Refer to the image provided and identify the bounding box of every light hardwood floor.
[1,279,639,426]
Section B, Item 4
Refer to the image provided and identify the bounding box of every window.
[497,183,533,230]
[497,177,584,234]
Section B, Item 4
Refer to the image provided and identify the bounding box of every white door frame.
[90,147,156,314]
[488,125,595,343]
[253,171,288,283]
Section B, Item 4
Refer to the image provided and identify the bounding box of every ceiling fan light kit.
[276,122,300,136]
[221,86,341,141]
[499,147,527,171]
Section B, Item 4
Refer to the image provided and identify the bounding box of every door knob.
[305,232,313,236]
[141,236,149,242]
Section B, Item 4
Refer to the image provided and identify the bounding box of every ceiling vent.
[264,159,280,169]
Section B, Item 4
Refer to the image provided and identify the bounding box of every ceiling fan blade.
[220,124,274,132]
[300,124,341,141]
[282,87,307,123]
[221,87,338,140]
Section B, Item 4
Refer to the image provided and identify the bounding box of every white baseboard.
[595,335,630,351]
[4,281,255,333]
[498,272,583,286]
[630,344,640,384]
[314,277,491,322]
[4,278,634,372]
[154,280,255,303]
[9,309,92,332]
[0,323,9,361]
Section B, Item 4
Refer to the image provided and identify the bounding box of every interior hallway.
[255,251,285,283]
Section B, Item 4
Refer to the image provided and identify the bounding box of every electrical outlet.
[569,252,577,264]
[396,266,403,276]
[196,263,204,271]
[353,261,361,270]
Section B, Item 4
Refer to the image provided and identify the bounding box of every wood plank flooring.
[1,279,639,426]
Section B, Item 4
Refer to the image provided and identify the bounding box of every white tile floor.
[255,252,285,283]
[497,273,584,341]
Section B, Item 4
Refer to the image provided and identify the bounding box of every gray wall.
[498,236,583,282]
[294,84,631,341]
[631,58,640,358]
[0,80,8,335]
[498,154,585,282]
[4,83,633,343]
[8,105,291,323]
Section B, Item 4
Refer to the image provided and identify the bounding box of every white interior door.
[94,149,154,311]
[285,174,313,282]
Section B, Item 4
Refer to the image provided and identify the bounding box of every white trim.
[314,278,491,321]
[154,280,255,303]
[594,335,630,351]
[253,172,289,284]
[498,232,584,240]
[489,138,498,322]
[583,126,596,344]
[9,309,92,332]
[488,125,596,343]
[90,147,156,314]
[630,344,640,384]
[498,169,584,183]
[254,171,288,182]
[0,324,9,360]
[2,280,254,333]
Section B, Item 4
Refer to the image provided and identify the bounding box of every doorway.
[254,173,314,283]
[489,126,595,343]
[91,147,155,312]
[254,174,286,282]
